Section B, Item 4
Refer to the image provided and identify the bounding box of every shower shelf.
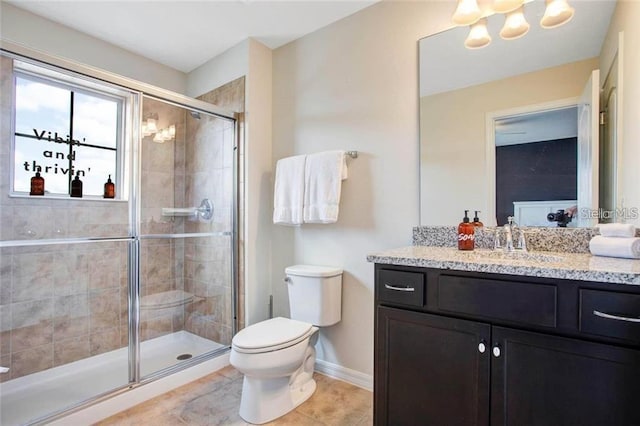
[140,290,204,310]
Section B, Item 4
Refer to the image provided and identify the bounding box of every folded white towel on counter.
[273,155,307,226]
[597,223,637,238]
[589,235,640,259]
[303,150,347,224]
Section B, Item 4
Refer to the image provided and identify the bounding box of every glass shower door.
[0,52,135,425]
[137,96,236,378]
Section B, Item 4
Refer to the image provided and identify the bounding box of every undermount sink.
[465,250,565,263]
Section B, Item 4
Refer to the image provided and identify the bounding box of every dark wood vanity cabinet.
[374,264,640,426]
[376,306,490,426]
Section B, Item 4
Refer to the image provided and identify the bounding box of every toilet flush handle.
[284,277,292,284]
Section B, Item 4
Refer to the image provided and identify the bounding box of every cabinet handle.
[593,310,640,323]
[478,341,486,353]
[384,284,415,292]
[492,345,501,358]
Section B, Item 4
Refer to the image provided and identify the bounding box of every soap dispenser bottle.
[30,170,45,196]
[458,210,475,251]
[103,174,115,199]
[473,211,484,229]
[70,172,83,198]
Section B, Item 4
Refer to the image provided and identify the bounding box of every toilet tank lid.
[285,265,343,277]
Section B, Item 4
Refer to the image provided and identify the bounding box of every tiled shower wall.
[139,97,187,342]
[190,77,245,338]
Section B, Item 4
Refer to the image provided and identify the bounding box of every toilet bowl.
[230,265,342,424]
[230,317,319,424]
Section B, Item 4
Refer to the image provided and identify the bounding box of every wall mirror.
[418,0,633,228]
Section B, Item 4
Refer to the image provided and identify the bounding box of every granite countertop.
[367,246,640,286]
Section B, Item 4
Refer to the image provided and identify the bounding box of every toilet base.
[238,346,317,424]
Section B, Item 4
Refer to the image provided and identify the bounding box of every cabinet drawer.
[580,289,640,344]
[437,275,557,328]
[377,269,425,307]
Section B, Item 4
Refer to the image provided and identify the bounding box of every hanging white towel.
[273,155,306,226]
[597,223,636,238]
[589,235,640,259]
[303,151,347,224]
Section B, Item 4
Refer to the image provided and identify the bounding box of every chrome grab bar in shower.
[162,198,213,220]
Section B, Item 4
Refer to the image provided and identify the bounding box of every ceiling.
[420,0,617,97]
[5,0,379,73]
[495,107,577,146]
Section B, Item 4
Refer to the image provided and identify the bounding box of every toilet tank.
[285,265,342,326]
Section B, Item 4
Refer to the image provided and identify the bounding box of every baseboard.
[314,359,373,391]
[49,352,230,426]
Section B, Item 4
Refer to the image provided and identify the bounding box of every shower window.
[12,62,128,198]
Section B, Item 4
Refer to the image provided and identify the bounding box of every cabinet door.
[491,326,640,426]
[375,306,491,426]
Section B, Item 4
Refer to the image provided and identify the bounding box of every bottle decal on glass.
[70,172,83,198]
[30,169,45,196]
[103,174,115,199]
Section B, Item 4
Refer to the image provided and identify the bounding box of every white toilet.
[230,264,343,424]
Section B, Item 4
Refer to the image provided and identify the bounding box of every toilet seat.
[232,317,315,354]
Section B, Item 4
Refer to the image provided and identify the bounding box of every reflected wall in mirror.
[419,0,640,228]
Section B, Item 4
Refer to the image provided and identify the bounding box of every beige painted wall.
[272,1,454,380]
[186,40,249,100]
[244,39,274,325]
[420,57,598,226]
[0,3,186,93]
[600,0,640,226]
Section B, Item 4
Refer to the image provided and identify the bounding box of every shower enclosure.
[0,48,238,425]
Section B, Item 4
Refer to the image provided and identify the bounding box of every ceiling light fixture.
[500,6,530,40]
[452,0,574,49]
[540,0,575,29]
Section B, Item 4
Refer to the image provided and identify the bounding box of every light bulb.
[540,0,575,29]
[146,118,157,134]
[153,132,164,143]
[452,0,482,26]
[142,123,151,137]
[500,6,530,40]
[169,125,176,138]
[465,18,491,49]
[492,0,523,14]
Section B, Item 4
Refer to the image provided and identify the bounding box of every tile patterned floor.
[97,366,373,425]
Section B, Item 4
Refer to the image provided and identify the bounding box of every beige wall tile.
[11,344,53,378]
[54,335,90,366]
[90,327,121,355]
[11,319,52,352]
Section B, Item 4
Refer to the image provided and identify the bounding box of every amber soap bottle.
[473,210,484,229]
[458,210,475,251]
[70,172,83,198]
[30,171,45,196]
[103,175,115,199]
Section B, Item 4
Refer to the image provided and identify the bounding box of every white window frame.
[10,59,134,200]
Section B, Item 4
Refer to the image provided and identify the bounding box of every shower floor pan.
[0,331,224,426]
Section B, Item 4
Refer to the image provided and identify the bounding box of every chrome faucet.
[501,216,528,252]
[504,216,515,252]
